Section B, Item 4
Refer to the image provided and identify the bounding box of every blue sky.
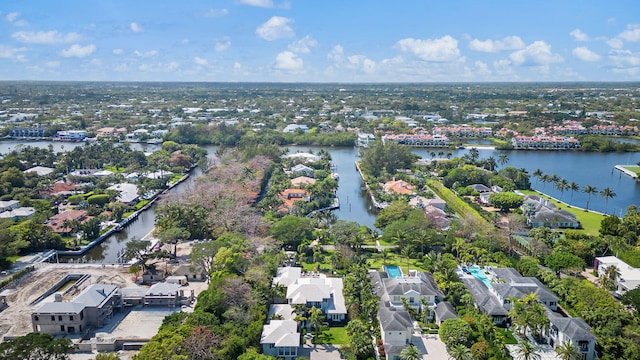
[0,0,639,82]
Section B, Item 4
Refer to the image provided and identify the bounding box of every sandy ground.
[0,264,138,339]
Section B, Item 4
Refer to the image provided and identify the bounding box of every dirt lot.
[0,264,138,339]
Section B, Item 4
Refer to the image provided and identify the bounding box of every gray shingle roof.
[379,307,412,332]
[461,277,508,316]
[35,301,85,314]
[435,301,458,322]
[74,284,119,308]
[548,310,596,342]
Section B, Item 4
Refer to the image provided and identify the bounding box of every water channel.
[1,140,639,263]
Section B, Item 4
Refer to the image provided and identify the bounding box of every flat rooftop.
[95,307,178,339]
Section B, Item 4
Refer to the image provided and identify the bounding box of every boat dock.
[614,165,639,179]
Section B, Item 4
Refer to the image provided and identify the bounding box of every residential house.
[144,283,183,307]
[511,135,581,150]
[46,210,89,235]
[171,263,207,282]
[277,189,311,212]
[383,179,414,196]
[357,133,376,147]
[491,268,559,311]
[290,164,315,177]
[290,176,316,188]
[10,127,47,137]
[260,320,300,359]
[523,195,580,229]
[460,277,509,325]
[283,152,320,163]
[282,124,309,133]
[56,130,87,141]
[40,182,78,198]
[595,256,640,294]
[32,284,121,335]
[0,207,35,221]
[382,133,450,147]
[378,307,413,360]
[546,310,597,360]
[0,200,20,212]
[107,183,140,205]
[286,274,347,322]
[434,301,458,325]
[24,166,54,176]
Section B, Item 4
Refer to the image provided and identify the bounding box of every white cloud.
[44,61,60,68]
[256,16,294,41]
[509,41,563,66]
[139,61,180,72]
[12,30,81,44]
[5,12,26,26]
[288,35,317,54]
[0,45,26,59]
[607,24,640,49]
[130,22,143,33]
[239,0,274,8]
[328,45,344,62]
[60,44,96,58]
[396,35,461,62]
[468,36,524,52]
[572,46,601,62]
[203,8,229,17]
[347,55,376,73]
[215,37,231,52]
[570,29,589,42]
[233,62,242,70]
[134,50,158,57]
[274,51,303,71]
[194,56,208,65]
[609,49,640,67]
[474,61,491,76]
[112,48,124,55]
[493,59,514,75]
[607,38,624,49]
[5,12,19,22]
[619,24,640,42]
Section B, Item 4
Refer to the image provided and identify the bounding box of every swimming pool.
[469,266,492,288]
[385,265,403,279]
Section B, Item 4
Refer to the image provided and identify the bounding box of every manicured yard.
[519,189,606,235]
[315,325,349,345]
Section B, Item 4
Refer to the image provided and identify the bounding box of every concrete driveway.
[413,333,450,359]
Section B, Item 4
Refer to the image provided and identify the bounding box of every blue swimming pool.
[385,265,403,279]
[469,266,492,288]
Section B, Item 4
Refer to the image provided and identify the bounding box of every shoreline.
[56,166,195,257]
[614,165,639,179]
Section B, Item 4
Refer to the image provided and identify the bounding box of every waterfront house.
[523,195,580,229]
[56,130,87,141]
[0,200,20,212]
[282,124,309,134]
[290,176,316,187]
[283,152,321,163]
[289,164,314,177]
[382,179,414,196]
[46,210,89,235]
[511,135,581,150]
[107,183,140,205]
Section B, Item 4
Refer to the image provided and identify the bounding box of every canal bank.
[57,167,195,257]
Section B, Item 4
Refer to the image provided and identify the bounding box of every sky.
[0,0,639,82]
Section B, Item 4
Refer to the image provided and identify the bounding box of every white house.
[107,183,139,205]
[378,307,413,360]
[260,320,300,359]
[546,310,597,360]
[595,256,640,294]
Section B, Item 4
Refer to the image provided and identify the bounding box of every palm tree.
[540,174,551,191]
[308,306,323,339]
[514,341,541,360]
[448,344,473,360]
[555,178,569,200]
[582,184,598,211]
[401,246,414,275]
[484,156,497,171]
[532,169,543,187]
[498,153,509,168]
[568,181,580,202]
[446,151,453,159]
[555,341,581,360]
[400,344,421,360]
[468,147,480,163]
[599,187,617,214]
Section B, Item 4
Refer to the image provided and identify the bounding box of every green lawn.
[519,189,606,235]
[7,255,21,263]
[314,326,349,345]
[621,165,640,176]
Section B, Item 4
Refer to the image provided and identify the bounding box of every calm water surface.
[2,139,639,262]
